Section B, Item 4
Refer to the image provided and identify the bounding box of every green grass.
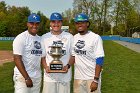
[102,41,140,93]
[0,62,14,93]
[70,66,74,93]
[0,41,13,50]
[0,41,140,93]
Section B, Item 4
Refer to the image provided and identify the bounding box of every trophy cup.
[48,45,66,73]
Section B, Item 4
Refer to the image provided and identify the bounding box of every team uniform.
[41,31,73,93]
[13,30,42,93]
[72,31,105,93]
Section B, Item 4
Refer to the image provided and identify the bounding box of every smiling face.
[27,22,40,36]
[75,21,89,35]
[50,20,62,33]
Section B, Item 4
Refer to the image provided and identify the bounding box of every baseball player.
[65,13,105,93]
[41,12,73,93]
[13,13,42,93]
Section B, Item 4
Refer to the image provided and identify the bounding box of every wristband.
[67,64,71,69]
[93,79,99,84]
[94,77,99,81]
[93,77,99,83]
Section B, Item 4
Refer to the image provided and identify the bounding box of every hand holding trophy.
[48,44,66,73]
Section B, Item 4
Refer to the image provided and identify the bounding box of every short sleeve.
[69,34,74,56]
[41,36,46,57]
[94,35,105,58]
[13,35,24,55]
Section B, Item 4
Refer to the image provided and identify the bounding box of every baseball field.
[0,40,140,93]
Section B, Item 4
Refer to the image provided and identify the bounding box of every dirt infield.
[0,50,13,65]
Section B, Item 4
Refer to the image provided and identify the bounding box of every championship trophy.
[48,45,66,73]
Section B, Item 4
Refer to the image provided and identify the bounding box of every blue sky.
[3,0,73,18]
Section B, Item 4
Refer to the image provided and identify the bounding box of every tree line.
[1,0,140,37]
[0,1,50,37]
[62,0,140,36]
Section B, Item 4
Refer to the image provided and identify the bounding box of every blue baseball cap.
[28,13,40,22]
[74,13,89,22]
[50,12,63,21]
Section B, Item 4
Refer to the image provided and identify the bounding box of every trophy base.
[48,70,67,73]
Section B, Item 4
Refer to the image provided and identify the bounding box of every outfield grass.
[0,41,13,50]
[102,41,140,93]
[0,41,140,93]
[0,62,14,93]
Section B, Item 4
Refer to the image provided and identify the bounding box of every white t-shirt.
[13,31,42,78]
[73,31,104,80]
[41,31,73,82]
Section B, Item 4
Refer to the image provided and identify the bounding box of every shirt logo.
[52,40,63,47]
[75,40,85,49]
[34,41,41,49]
[31,41,42,56]
[50,41,66,55]
[74,40,86,55]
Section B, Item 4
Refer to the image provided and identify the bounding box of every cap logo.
[54,14,59,18]
[77,15,84,20]
[33,15,37,19]
[78,15,82,17]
